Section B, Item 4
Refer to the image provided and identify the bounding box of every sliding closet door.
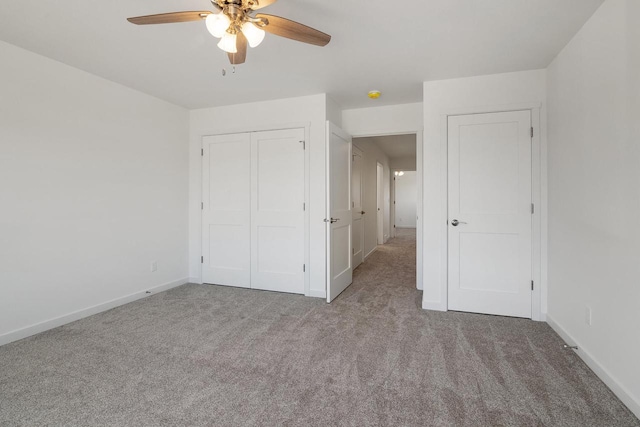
[202,133,251,288]
[250,128,305,294]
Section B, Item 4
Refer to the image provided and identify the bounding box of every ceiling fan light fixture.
[217,32,238,53]
[241,22,265,48]
[206,12,231,38]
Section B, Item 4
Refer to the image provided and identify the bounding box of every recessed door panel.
[459,122,520,215]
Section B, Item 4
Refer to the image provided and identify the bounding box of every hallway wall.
[395,171,417,228]
[353,138,391,257]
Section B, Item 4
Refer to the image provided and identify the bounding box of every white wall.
[0,41,189,345]
[390,156,417,171]
[422,70,547,316]
[342,103,423,137]
[546,0,640,417]
[395,171,417,228]
[352,138,391,257]
[326,95,343,128]
[189,94,328,298]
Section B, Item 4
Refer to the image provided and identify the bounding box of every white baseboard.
[0,277,189,347]
[188,277,203,284]
[535,312,547,322]
[546,314,640,419]
[364,247,377,261]
[307,289,326,299]
[422,299,447,311]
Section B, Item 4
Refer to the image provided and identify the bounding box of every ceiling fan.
[127,0,331,65]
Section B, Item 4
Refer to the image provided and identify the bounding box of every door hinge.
[201,256,204,264]
[303,202,306,211]
[303,264,306,272]
[201,202,204,210]
[531,127,534,138]
[531,280,534,291]
[300,140,305,150]
[201,148,204,156]
[531,203,534,214]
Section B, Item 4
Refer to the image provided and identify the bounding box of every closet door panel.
[202,133,251,288]
[250,128,305,294]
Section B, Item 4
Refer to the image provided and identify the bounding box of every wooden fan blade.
[127,11,210,25]
[228,31,248,65]
[256,14,330,46]
[249,0,277,10]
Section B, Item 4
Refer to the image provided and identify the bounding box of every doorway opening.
[393,170,417,233]
[350,134,420,287]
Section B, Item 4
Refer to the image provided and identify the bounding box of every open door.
[326,122,353,302]
[351,146,365,269]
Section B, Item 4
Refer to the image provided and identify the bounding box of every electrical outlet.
[150,261,157,273]
[585,306,592,326]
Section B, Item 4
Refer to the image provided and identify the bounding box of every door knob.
[361,211,366,215]
[331,218,339,223]
[451,219,467,226]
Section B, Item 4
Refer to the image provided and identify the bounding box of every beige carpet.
[1,229,638,426]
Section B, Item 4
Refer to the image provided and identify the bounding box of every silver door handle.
[324,218,339,223]
[451,219,467,226]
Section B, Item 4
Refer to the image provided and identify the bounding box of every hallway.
[337,227,420,310]
[0,230,637,426]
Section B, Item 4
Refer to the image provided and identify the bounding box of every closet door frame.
[200,123,311,296]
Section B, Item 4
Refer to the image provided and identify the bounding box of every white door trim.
[348,130,424,291]
[428,103,545,321]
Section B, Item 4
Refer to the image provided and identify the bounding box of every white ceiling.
[0,0,603,110]
[356,135,417,160]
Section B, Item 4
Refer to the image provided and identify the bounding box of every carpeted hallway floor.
[1,229,638,426]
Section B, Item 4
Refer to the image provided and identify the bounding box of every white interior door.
[376,162,384,244]
[250,128,305,294]
[202,133,251,288]
[351,146,364,269]
[326,122,352,302]
[447,110,532,318]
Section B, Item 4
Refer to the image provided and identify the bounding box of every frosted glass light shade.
[217,32,237,53]
[206,13,230,38]
[241,22,265,47]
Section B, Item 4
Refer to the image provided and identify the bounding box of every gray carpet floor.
[1,229,638,426]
